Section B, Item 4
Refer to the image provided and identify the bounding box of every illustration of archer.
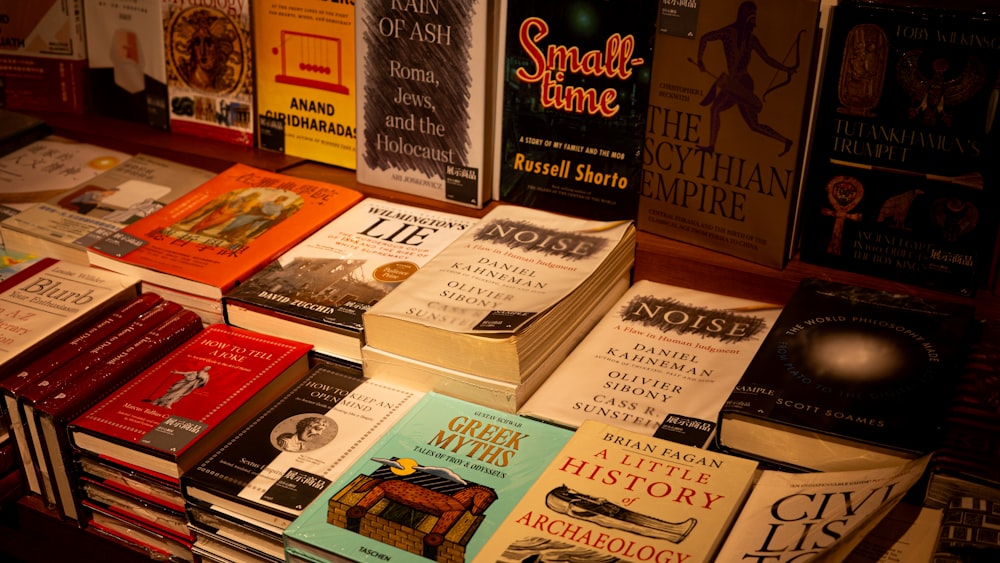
[693,1,802,156]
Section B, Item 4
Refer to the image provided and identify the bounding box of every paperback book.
[1,153,216,264]
[361,204,636,383]
[494,0,658,220]
[68,324,313,482]
[798,1,1000,295]
[637,0,822,267]
[520,279,781,446]
[717,277,976,472]
[83,0,170,129]
[254,0,357,168]
[474,420,759,563]
[86,162,364,301]
[223,197,476,363]
[183,362,423,531]
[163,0,255,146]
[355,0,499,208]
[282,391,573,562]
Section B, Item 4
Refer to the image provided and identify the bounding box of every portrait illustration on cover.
[144,365,212,409]
[166,6,246,94]
[271,415,337,453]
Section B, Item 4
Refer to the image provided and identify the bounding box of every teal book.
[282,392,572,562]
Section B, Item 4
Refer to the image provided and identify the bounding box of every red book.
[86,163,364,301]
[68,325,313,486]
[33,309,203,520]
[18,299,184,506]
[0,292,162,497]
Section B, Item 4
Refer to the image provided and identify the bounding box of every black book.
[717,277,975,472]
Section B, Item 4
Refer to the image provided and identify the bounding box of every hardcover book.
[34,308,203,520]
[474,420,759,563]
[797,1,1000,295]
[714,455,932,562]
[282,391,573,562]
[87,507,194,562]
[0,0,89,114]
[1,153,216,264]
[187,504,286,562]
[361,204,636,383]
[79,454,187,512]
[717,277,976,472]
[223,197,476,363]
[493,0,658,221]
[80,479,193,544]
[83,0,169,129]
[0,136,130,214]
[637,0,822,267]
[933,496,1000,562]
[68,324,313,482]
[519,279,781,445]
[182,362,423,531]
[253,0,357,168]
[85,162,364,301]
[163,0,255,146]
[355,0,499,208]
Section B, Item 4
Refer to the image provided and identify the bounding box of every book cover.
[474,420,759,563]
[0,136,130,214]
[162,0,255,146]
[34,308,203,520]
[0,1,89,114]
[494,0,658,221]
[0,109,51,157]
[843,502,943,563]
[798,1,1000,296]
[933,496,1000,562]
[355,0,498,208]
[282,392,573,562]
[83,0,169,129]
[86,162,364,300]
[253,0,357,168]
[1,153,216,264]
[68,324,313,482]
[361,204,636,383]
[637,0,822,267]
[223,197,477,363]
[0,258,139,378]
[713,455,932,562]
[519,279,781,446]
[183,362,423,530]
[717,277,976,472]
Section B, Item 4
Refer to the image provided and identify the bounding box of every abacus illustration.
[273,30,350,94]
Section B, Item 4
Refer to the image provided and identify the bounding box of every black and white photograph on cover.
[271,414,337,453]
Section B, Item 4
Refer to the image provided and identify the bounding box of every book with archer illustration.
[798,1,1000,296]
[637,0,822,268]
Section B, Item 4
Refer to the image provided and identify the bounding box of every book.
[519,279,781,445]
[0,246,40,282]
[253,0,357,168]
[0,109,51,157]
[0,153,216,264]
[474,419,758,563]
[86,507,195,562]
[797,1,1000,296]
[282,391,573,562]
[933,496,1000,562]
[86,162,365,302]
[78,454,186,513]
[187,504,285,562]
[843,501,944,563]
[83,0,169,129]
[360,271,629,413]
[0,292,161,498]
[182,362,423,531]
[493,0,658,221]
[355,0,499,208]
[924,319,1000,510]
[223,197,477,363]
[80,479,193,544]
[713,455,932,562]
[361,204,637,383]
[0,258,139,385]
[0,0,89,114]
[717,277,976,472]
[637,0,822,267]
[33,308,203,520]
[18,298,182,505]
[0,136,130,214]
[162,0,255,146]
[68,324,313,482]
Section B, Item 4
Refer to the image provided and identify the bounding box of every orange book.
[86,163,364,301]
